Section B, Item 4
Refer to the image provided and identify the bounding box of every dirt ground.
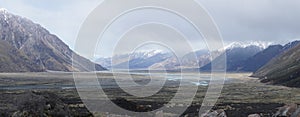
[0,72,299,117]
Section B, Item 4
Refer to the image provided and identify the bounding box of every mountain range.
[96,50,208,70]
[241,41,300,72]
[201,41,300,72]
[0,9,105,72]
[96,39,300,88]
[97,40,300,77]
[97,42,267,71]
[200,45,263,72]
[2,8,300,89]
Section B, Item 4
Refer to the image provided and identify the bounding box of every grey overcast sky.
[1,0,300,57]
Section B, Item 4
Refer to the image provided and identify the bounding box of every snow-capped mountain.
[95,50,172,69]
[129,50,165,59]
[96,42,271,71]
[282,40,300,51]
[238,41,300,72]
[253,40,300,87]
[224,41,271,50]
[149,50,213,70]
[201,44,265,72]
[95,49,214,70]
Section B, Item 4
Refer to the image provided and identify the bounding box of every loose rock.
[274,104,298,117]
[201,109,227,117]
[248,114,261,117]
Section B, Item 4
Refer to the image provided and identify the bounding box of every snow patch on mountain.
[0,8,9,21]
[139,50,165,58]
[0,8,8,13]
[225,41,272,50]
[96,41,273,70]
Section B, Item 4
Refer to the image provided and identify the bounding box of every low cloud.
[1,0,299,58]
[199,0,300,44]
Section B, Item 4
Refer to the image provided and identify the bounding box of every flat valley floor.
[0,72,300,117]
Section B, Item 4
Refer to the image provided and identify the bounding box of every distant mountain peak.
[282,40,300,50]
[0,8,8,13]
[0,8,9,21]
[225,41,272,50]
[138,50,165,57]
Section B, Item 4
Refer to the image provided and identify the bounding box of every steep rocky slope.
[0,9,105,72]
[253,41,300,87]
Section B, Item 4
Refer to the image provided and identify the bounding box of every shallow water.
[0,73,228,90]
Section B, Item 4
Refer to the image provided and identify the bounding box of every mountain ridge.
[252,41,300,87]
[97,44,266,71]
[0,9,106,72]
[200,45,263,72]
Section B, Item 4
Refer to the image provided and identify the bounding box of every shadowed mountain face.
[200,41,300,72]
[253,41,300,87]
[200,46,263,72]
[240,45,284,72]
[241,41,300,72]
[0,9,105,72]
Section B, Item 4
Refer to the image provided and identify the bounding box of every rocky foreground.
[1,73,300,117]
[202,103,300,117]
[0,90,92,117]
[0,90,299,117]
